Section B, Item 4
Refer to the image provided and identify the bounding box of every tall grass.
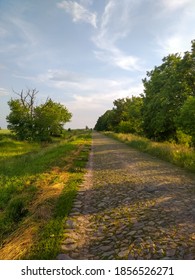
[104,132,195,172]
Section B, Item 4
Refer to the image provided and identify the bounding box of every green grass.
[0,131,40,159]
[104,132,195,173]
[24,137,91,260]
[26,173,83,260]
[0,130,91,258]
[0,129,11,134]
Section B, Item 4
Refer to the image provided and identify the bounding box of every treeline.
[95,40,195,146]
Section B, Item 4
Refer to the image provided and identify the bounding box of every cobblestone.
[57,132,195,260]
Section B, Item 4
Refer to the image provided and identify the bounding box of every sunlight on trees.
[6,89,72,141]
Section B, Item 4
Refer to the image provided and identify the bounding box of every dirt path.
[58,132,195,260]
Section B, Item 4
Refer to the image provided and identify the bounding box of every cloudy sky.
[0,0,195,129]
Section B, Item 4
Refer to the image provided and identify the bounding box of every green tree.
[7,89,37,140]
[94,110,115,131]
[6,89,72,141]
[177,96,195,144]
[142,42,195,141]
[95,40,195,140]
[34,99,72,141]
[94,96,143,134]
[118,96,143,134]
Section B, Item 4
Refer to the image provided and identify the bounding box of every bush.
[176,130,192,147]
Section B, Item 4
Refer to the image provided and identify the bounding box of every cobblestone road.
[58,132,195,260]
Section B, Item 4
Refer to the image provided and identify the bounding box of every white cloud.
[156,0,195,56]
[39,69,143,95]
[57,0,97,28]
[20,68,143,97]
[156,35,190,56]
[92,0,143,71]
[0,88,9,97]
[161,0,193,10]
[28,68,143,129]
[63,81,143,129]
[57,0,143,71]
[94,49,142,71]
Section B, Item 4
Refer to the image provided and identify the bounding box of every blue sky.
[0,0,195,129]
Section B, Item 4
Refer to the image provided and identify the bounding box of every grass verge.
[25,141,90,260]
[104,132,195,173]
[0,130,91,259]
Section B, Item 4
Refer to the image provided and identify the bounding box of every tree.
[6,89,37,140]
[94,96,143,134]
[34,98,72,141]
[142,43,195,141]
[118,96,143,134]
[95,39,195,141]
[94,110,115,131]
[6,89,72,141]
[177,96,195,144]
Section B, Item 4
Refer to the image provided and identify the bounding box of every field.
[0,129,91,259]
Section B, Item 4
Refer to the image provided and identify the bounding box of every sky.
[0,0,195,129]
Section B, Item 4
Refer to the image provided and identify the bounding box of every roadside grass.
[104,132,195,173]
[25,134,91,260]
[26,173,83,260]
[0,130,91,259]
[0,129,11,134]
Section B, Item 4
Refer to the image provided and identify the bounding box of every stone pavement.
[57,132,195,260]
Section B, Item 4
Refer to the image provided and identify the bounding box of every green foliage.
[34,99,72,141]
[176,130,192,147]
[142,54,183,140]
[177,97,195,144]
[118,96,143,134]
[7,99,32,140]
[6,89,72,142]
[142,40,195,141]
[95,39,195,145]
[95,96,143,134]
[94,110,115,131]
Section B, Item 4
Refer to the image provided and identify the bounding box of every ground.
[58,132,195,260]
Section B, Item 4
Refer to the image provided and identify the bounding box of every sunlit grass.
[0,130,92,259]
[0,129,11,134]
[105,132,195,173]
